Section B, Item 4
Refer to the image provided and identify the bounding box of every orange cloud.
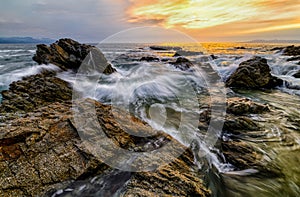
[126,0,300,36]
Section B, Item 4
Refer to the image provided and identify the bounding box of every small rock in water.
[149,46,168,50]
[225,56,283,89]
[170,57,194,71]
[226,97,270,115]
[140,56,160,62]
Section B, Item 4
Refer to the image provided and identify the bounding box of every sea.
[1,42,300,196]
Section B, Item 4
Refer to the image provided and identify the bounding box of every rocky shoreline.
[0,39,298,196]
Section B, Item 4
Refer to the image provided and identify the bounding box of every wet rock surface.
[282,45,300,56]
[0,96,210,196]
[226,56,283,89]
[226,97,270,115]
[140,56,159,62]
[199,96,281,176]
[170,57,194,71]
[0,71,72,113]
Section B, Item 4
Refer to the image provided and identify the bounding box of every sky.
[0,0,300,42]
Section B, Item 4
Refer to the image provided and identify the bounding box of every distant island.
[0,37,55,44]
[243,39,300,44]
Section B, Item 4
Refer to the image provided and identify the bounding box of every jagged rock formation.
[33,38,116,74]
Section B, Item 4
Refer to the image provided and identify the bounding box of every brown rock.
[227,97,270,115]
[225,56,283,89]
[0,101,107,196]
[33,38,116,74]
[0,97,210,196]
[221,140,282,177]
[0,71,72,113]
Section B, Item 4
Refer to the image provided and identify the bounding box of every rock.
[0,101,107,196]
[123,150,210,197]
[103,63,117,75]
[173,52,181,57]
[140,56,159,62]
[0,98,210,196]
[170,57,194,71]
[172,51,203,57]
[270,46,285,51]
[227,97,270,115]
[49,148,210,197]
[234,47,246,49]
[210,54,218,60]
[0,71,72,113]
[293,70,300,78]
[225,56,283,89]
[221,140,282,177]
[149,46,167,51]
[287,56,300,61]
[33,38,116,74]
[223,116,259,134]
[282,45,300,56]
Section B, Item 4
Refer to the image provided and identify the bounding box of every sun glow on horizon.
[126,0,300,38]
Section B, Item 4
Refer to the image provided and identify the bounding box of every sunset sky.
[1,0,299,42]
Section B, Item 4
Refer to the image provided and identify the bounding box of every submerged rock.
[33,38,116,74]
[226,97,270,115]
[225,56,283,89]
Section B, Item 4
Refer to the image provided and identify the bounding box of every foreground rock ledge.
[0,98,210,196]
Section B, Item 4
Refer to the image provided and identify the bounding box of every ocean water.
[1,42,300,196]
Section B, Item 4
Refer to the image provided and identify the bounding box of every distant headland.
[243,39,300,44]
[0,37,55,44]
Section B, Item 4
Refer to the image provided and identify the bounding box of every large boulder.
[33,38,116,74]
[226,56,283,89]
